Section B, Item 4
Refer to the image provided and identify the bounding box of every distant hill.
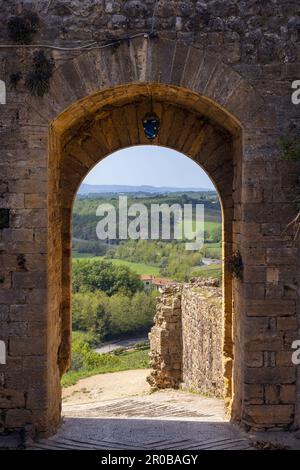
[78,184,214,195]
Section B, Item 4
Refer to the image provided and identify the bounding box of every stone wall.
[148,286,182,389]
[148,279,223,399]
[0,0,299,63]
[181,279,223,398]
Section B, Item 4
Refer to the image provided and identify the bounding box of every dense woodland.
[72,259,157,345]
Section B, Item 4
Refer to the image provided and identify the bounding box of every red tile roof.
[140,275,171,286]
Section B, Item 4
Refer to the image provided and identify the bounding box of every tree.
[211,226,222,243]
[72,291,110,342]
[130,290,157,331]
[108,293,132,336]
[72,259,143,295]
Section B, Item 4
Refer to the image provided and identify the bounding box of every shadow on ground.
[29,418,252,450]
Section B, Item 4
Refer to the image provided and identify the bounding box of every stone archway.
[2,37,296,439]
[48,80,243,433]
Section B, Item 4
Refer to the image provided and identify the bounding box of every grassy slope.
[192,263,222,280]
[62,348,150,387]
[103,258,160,276]
[178,219,221,237]
[72,252,97,258]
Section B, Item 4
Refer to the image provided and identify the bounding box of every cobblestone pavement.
[30,390,253,450]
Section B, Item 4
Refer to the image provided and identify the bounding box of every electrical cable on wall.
[0,0,160,52]
[0,31,157,52]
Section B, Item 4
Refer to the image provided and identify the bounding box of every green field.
[73,252,223,278]
[177,218,221,240]
[105,258,160,276]
[72,252,97,258]
[72,253,160,276]
[192,263,222,280]
[177,218,220,230]
[204,220,221,232]
[203,242,221,249]
[202,242,222,259]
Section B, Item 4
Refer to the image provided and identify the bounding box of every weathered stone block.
[245,367,296,385]
[265,385,280,404]
[245,405,294,425]
[244,384,264,404]
[25,194,47,209]
[2,228,33,242]
[280,385,296,404]
[0,389,25,408]
[245,351,263,368]
[246,300,296,317]
[9,304,46,322]
[277,317,298,331]
[12,272,47,290]
[276,351,293,367]
[9,337,47,356]
[0,193,24,209]
[0,289,26,304]
[5,409,32,428]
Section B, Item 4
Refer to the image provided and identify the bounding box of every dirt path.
[62,369,151,404]
[94,335,148,354]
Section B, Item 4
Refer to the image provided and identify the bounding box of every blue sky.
[82,146,215,189]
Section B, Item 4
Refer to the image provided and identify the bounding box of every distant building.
[140,275,172,292]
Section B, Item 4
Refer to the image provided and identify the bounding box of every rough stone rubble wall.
[148,280,223,398]
[181,280,223,397]
[148,286,183,389]
[0,0,299,59]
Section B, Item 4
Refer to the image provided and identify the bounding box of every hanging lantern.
[142,111,160,140]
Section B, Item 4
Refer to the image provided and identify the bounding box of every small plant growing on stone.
[7,12,40,44]
[17,254,27,271]
[280,137,300,239]
[281,137,300,161]
[25,50,55,97]
[228,251,243,281]
[0,209,9,230]
[9,72,22,89]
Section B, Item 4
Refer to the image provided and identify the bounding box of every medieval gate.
[0,1,300,438]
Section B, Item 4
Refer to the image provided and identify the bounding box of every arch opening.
[66,146,224,403]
